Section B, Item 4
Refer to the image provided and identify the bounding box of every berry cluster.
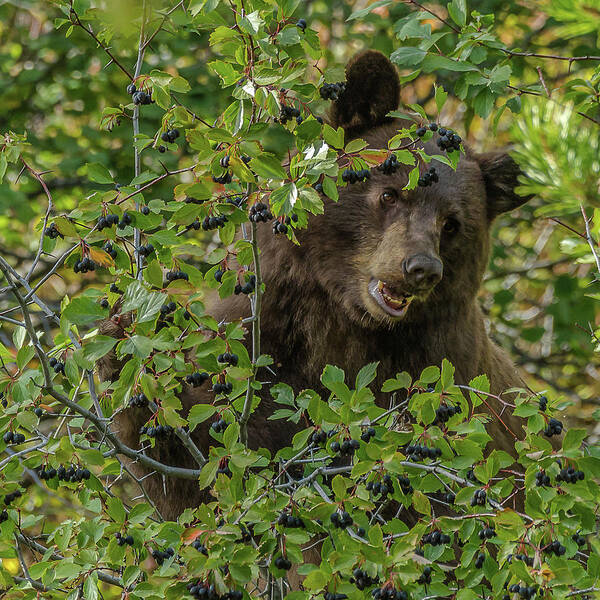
[435,128,462,152]
[3,431,26,444]
[274,556,292,570]
[249,202,273,223]
[191,540,208,554]
[44,223,63,239]
[97,214,119,231]
[100,298,109,309]
[417,566,432,585]
[161,129,180,143]
[278,105,302,124]
[49,357,65,374]
[434,402,461,424]
[110,283,123,294]
[422,530,451,546]
[117,212,132,230]
[128,393,149,408]
[417,166,439,188]
[132,89,153,105]
[296,18,307,31]
[151,547,174,565]
[217,352,238,366]
[187,219,201,231]
[507,553,534,567]
[442,491,455,504]
[211,418,228,433]
[398,475,413,495]
[56,465,92,483]
[342,168,371,184]
[74,257,97,273]
[474,553,485,568]
[234,275,256,295]
[272,220,288,235]
[325,594,347,600]
[103,241,118,259]
[311,429,328,445]
[545,540,567,556]
[277,512,305,528]
[186,372,210,387]
[213,172,233,185]
[471,489,487,506]
[508,584,537,599]
[331,438,360,456]
[166,270,189,282]
[4,490,22,505]
[187,583,242,600]
[350,568,378,590]
[213,382,233,395]
[572,533,586,547]
[139,424,174,438]
[535,470,551,487]
[330,510,353,529]
[557,466,584,483]
[137,243,154,257]
[544,417,563,437]
[202,215,228,230]
[538,395,548,411]
[404,444,442,461]
[372,586,408,600]
[319,82,346,101]
[366,474,393,498]
[479,526,497,540]
[160,301,177,315]
[360,426,376,443]
[378,154,400,175]
[115,532,134,546]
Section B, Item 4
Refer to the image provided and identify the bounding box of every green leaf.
[118,335,153,358]
[435,85,448,114]
[250,155,287,180]
[421,55,479,72]
[390,46,427,67]
[82,336,117,362]
[188,403,218,431]
[62,297,106,326]
[347,0,393,20]
[106,496,126,523]
[322,124,344,149]
[448,0,467,27]
[121,280,166,323]
[345,138,368,153]
[321,177,338,201]
[356,362,378,390]
[86,162,113,184]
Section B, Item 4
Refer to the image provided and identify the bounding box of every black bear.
[99,50,531,521]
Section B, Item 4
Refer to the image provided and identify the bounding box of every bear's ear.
[329,50,400,134]
[477,152,533,220]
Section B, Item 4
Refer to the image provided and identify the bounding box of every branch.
[239,221,262,446]
[581,205,600,274]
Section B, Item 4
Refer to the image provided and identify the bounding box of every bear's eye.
[443,217,460,235]
[380,191,397,207]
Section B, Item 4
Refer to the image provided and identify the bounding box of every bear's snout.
[402,253,443,291]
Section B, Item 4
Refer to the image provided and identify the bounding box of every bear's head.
[290,51,531,329]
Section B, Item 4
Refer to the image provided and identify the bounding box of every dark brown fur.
[98,51,531,522]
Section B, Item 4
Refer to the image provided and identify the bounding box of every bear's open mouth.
[368,279,413,318]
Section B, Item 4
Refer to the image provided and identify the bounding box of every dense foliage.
[0,1,598,599]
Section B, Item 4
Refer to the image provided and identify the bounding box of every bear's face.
[297,51,531,329]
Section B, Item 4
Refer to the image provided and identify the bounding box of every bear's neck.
[259,274,488,394]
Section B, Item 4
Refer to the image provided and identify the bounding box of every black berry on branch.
[74,257,96,273]
[128,393,149,408]
[44,223,63,239]
[342,168,371,184]
[378,154,399,175]
[544,417,563,437]
[186,372,210,387]
[418,166,439,188]
[217,352,238,366]
[296,18,307,31]
[103,241,118,259]
[161,129,179,143]
[202,215,228,230]
[212,172,233,185]
[132,90,152,105]
[166,270,189,282]
[249,202,272,223]
[319,82,346,101]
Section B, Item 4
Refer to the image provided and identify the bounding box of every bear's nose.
[402,254,443,289]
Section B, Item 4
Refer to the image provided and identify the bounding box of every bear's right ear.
[329,50,400,135]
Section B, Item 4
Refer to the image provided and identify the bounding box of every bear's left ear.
[476,152,533,220]
[329,50,400,134]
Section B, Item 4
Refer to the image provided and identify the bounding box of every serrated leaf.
[89,247,115,268]
[86,162,113,184]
